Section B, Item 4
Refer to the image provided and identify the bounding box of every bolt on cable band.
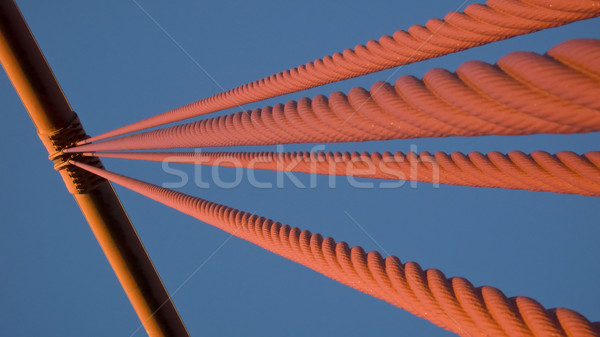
[83,150,600,196]
[81,0,600,144]
[66,39,600,153]
[69,160,600,337]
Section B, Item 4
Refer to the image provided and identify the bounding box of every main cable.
[81,0,600,144]
[66,39,600,153]
[83,150,600,196]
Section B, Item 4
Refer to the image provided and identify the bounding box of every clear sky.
[1,1,599,336]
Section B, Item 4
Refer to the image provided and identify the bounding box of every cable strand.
[69,160,600,337]
[80,0,600,144]
[66,39,600,153]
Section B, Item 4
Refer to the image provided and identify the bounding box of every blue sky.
[1,1,599,336]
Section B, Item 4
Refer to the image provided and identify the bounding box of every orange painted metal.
[81,0,600,144]
[0,1,189,336]
[71,160,600,337]
[66,39,600,152]
[83,150,600,196]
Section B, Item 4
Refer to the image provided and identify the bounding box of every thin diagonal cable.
[130,0,244,112]
[69,160,600,337]
[66,39,600,153]
[80,0,600,144]
[83,150,600,196]
[130,233,235,337]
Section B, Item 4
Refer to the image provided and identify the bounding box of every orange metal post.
[0,1,189,336]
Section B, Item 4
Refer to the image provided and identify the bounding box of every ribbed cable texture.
[67,39,600,153]
[84,150,600,196]
[81,0,600,144]
[70,160,600,337]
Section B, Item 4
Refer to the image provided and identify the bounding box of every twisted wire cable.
[66,39,600,153]
[81,0,600,144]
[83,150,600,196]
[70,160,600,337]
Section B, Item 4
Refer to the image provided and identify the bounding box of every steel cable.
[82,150,600,196]
[69,160,600,337]
[66,39,600,153]
[80,0,600,144]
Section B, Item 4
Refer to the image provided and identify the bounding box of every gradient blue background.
[1,1,599,336]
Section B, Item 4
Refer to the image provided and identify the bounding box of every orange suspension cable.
[66,39,600,153]
[84,150,600,196]
[81,0,600,144]
[69,160,600,337]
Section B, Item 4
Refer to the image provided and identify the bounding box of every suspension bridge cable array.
[80,0,600,144]
[84,150,600,196]
[66,39,600,153]
[69,160,600,337]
